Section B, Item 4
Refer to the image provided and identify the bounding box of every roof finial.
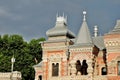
[56,12,59,18]
[65,15,67,23]
[83,11,87,21]
[63,12,65,18]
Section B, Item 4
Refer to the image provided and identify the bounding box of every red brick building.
[34,11,120,80]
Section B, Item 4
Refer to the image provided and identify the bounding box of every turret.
[46,14,75,40]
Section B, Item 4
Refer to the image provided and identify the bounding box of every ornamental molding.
[70,47,92,52]
[43,46,67,51]
[70,53,90,63]
[49,54,62,62]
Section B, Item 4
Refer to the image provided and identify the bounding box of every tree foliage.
[0,34,45,80]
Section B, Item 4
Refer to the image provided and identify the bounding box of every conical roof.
[75,11,92,44]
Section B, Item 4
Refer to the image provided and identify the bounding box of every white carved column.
[87,59,93,79]
[70,63,76,76]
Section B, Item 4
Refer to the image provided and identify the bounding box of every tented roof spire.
[75,11,92,44]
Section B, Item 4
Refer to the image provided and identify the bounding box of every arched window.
[52,63,59,76]
[101,67,107,75]
[81,60,88,75]
[38,75,42,80]
[118,61,120,75]
[75,60,81,75]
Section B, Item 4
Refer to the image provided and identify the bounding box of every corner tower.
[104,20,120,76]
[69,11,94,78]
[40,15,75,80]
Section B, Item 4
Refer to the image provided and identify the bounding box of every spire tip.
[83,11,87,21]
[83,11,87,15]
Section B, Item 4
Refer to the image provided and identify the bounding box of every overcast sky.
[0,0,120,41]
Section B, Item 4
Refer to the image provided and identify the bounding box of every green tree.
[0,34,11,72]
[0,34,45,80]
[28,38,45,63]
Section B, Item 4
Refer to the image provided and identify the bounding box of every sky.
[0,0,120,41]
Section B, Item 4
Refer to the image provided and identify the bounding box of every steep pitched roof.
[108,20,120,34]
[75,11,92,44]
[33,61,43,67]
[93,36,105,50]
[46,16,75,38]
